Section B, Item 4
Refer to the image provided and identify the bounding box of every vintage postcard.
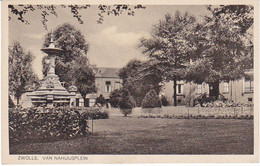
[1,0,259,164]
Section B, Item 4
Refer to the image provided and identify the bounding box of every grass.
[10,117,253,154]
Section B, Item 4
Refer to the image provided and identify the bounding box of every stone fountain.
[27,34,76,107]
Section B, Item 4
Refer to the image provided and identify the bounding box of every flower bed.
[199,100,254,107]
[9,106,108,144]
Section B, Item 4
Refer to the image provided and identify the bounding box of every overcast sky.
[9,5,210,79]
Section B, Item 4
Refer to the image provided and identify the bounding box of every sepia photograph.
[1,0,259,164]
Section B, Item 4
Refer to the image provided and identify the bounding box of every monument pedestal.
[26,33,76,107]
[27,73,75,107]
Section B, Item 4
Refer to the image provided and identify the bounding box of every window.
[245,77,253,92]
[76,98,79,107]
[84,98,89,107]
[223,82,229,93]
[105,81,111,92]
[196,84,202,94]
[248,98,253,102]
[177,84,183,94]
[115,81,121,90]
[89,98,96,107]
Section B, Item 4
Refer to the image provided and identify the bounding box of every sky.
[9,5,210,79]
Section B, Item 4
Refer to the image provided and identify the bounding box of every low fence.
[108,106,254,119]
[155,106,253,116]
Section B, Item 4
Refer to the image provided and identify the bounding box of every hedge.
[9,106,108,144]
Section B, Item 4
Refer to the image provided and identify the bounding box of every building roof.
[95,67,121,78]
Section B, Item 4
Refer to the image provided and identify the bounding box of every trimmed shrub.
[161,95,169,106]
[120,109,132,117]
[119,88,136,117]
[109,89,122,108]
[142,89,162,108]
[96,94,106,106]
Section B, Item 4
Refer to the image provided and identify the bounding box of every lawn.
[10,117,253,154]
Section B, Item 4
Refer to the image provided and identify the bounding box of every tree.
[208,5,253,34]
[139,11,197,106]
[42,23,89,88]
[139,59,164,94]
[119,59,143,82]
[8,5,146,29]
[185,5,253,99]
[119,59,163,106]
[96,94,106,107]
[73,56,97,105]
[9,42,39,105]
[119,59,147,106]
[42,23,97,103]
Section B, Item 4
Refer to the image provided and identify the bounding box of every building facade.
[73,66,122,107]
[162,71,254,106]
[94,67,122,100]
[15,66,253,108]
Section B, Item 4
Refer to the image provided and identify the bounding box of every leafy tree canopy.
[42,23,90,88]
[139,11,197,81]
[42,23,96,98]
[119,59,163,106]
[208,5,253,34]
[183,5,254,99]
[8,4,146,30]
[43,23,89,63]
[139,11,197,105]
[73,56,97,98]
[9,41,39,104]
[185,5,253,84]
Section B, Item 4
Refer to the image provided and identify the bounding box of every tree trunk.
[83,98,86,107]
[209,81,220,100]
[16,96,20,105]
[173,79,177,106]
